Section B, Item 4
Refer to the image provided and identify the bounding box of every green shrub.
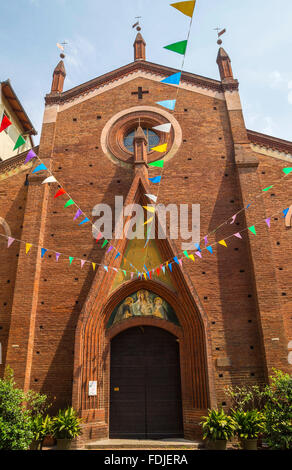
[263,370,292,450]
[51,407,82,440]
[31,414,52,449]
[232,409,265,440]
[200,409,237,441]
[0,367,33,450]
[224,384,266,412]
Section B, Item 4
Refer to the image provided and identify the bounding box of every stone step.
[85,439,202,450]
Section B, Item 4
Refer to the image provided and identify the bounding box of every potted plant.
[232,409,265,450]
[30,414,52,450]
[51,407,82,450]
[200,409,236,450]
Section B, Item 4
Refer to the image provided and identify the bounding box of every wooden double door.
[109,326,183,439]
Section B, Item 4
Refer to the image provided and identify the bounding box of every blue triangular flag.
[206,246,213,254]
[156,100,176,111]
[32,164,47,174]
[173,256,179,264]
[195,243,201,252]
[169,263,173,272]
[162,266,166,274]
[114,252,121,260]
[161,72,181,85]
[41,248,47,258]
[104,266,108,272]
[283,208,289,217]
[79,217,90,226]
[149,176,162,184]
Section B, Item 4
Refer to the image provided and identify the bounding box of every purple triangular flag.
[195,251,202,258]
[25,149,37,164]
[74,209,82,221]
[56,252,61,262]
[265,218,271,228]
[107,246,113,254]
[7,237,15,248]
[204,236,208,246]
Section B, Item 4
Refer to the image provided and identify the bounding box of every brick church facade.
[0,33,291,447]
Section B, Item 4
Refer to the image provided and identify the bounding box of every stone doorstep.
[84,438,202,450]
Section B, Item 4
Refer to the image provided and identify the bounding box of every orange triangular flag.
[171,1,196,18]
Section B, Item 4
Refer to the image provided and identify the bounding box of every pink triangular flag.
[7,237,15,248]
[56,252,61,261]
[230,214,237,224]
[234,232,242,239]
[81,260,86,268]
[131,272,134,279]
[265,218,271,228]
[195,251,202,258]
[179,258,183,266]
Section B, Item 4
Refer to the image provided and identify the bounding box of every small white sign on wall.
[88,381,97,396]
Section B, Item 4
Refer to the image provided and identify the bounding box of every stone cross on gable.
[131,86,149,100]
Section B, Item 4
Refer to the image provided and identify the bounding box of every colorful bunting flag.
[102,240,109,248]
[156,100,176,110]
[79,218,90,226]
[151,143,167,153]
[234,233,242,239]
[25,149,37,164]
[145,194,158,203]
[42,176,57,184]
[219,240,227,247]
[265,218,271,228]
[206,246,213,254]
[32,163,47,174]
[64,199,75,208]
[54,188,66,198]
[115,252,121,260]
[152,123,172,133]
[230,214,237,224]
[122,270,127,277]
[283,208,289,217]
[195,251,202,258]
[283,168,292,175]
[162,266,166,274]
[204,236,208,246]
[248,226,256,235]
[7,237,15,248]
[143,206,156,213]
[69,257,74,265]
[161,72,181,85]
[149,176,162,184]
[174,256,179,264]
[144,217,154,225]
[262,186,273,192]
[56,253,61,262]
[189,254,195,261]
[25,243,32,254]
[148,160,164,168]
[164,40,188,55]
[107,246,113,254]
[195,243,201,252]
[170,1,196,18]
[74,209,82,220]
[13,135,26,151]
[183,250,189,258]
[81,260,86,268]
[92,263,96,271]
[169,263,173,272]
[41,248,47,258]
[0,115,12,133]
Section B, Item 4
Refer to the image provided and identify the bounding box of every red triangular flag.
[54,188,66,198]
[0,115,12,133]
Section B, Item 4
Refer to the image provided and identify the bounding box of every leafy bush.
[232,409,265,440]
[264,370,292,450]
[0,367,33,450]
[51,407,82,440]
[200,409,236,441]
[31,414,52,449]
[224,384,266,412]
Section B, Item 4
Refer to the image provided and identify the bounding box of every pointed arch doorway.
[109,326,184,439]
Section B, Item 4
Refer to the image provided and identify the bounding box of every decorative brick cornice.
[247,129,292,155]
[45,60,223,105]
[221,80,239,91]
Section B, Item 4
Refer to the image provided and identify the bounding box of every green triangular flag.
[69,257,74,265]
[102,240,109,248]
[262,186,273,192]
[148,160,164,168]
[248,225,256,235]
[64,199,75,208]
[183,251,189,258]
[164,40,188,55]
[283,167,292,175]
[13,135,26,151]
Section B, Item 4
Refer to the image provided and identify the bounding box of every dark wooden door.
[110,326,183,439]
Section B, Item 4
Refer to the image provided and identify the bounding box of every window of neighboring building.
[123,128,160,153]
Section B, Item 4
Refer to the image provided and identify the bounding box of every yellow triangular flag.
[143,206,156,213]
[189,254,195,261]
[144,217,154,225]
[151,143,168,153]
[25,243,32,254]
[219,240,227,248]
[171,1,196,18]
[143,273,147,280]
[92,262,96,271]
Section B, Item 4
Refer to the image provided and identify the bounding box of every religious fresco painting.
[107,290,180,327]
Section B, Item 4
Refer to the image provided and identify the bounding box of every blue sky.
[1,0,292,145]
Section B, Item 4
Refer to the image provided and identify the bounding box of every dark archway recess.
[109,326,184,439]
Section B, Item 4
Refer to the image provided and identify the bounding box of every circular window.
[124,128,160,153]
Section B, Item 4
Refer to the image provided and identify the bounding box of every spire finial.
[214,28,226,46]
